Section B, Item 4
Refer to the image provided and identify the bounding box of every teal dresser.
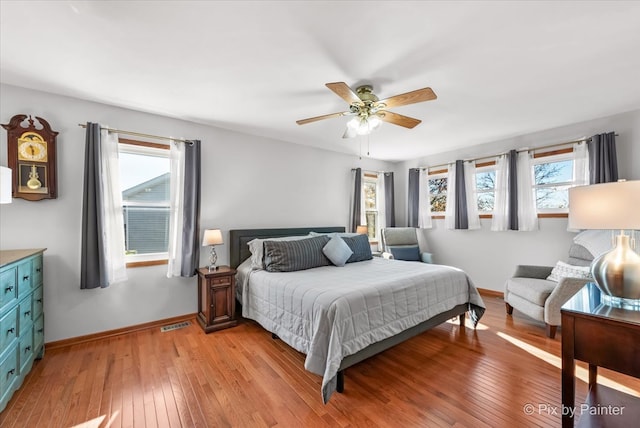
[0,249,46,413]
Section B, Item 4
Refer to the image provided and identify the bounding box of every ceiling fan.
[296,82,437,138]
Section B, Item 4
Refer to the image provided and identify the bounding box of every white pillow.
[322,236,353,267]
[546,261,592,282]
[248,235,311,270]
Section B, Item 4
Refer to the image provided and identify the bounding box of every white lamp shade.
[0,166,12,204]
[568,180,640,230]
[202,229,224,246]
[356,225,368,234]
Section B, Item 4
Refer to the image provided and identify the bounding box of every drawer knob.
[7,368,15,377]
[37,328,44,333]
[25,346,31,352]
[7,327,15,334]
[23,275,30,281]
[4,285,14,293]
[37,298,43,303]
[24,310,31,316]
[36,268,42,273]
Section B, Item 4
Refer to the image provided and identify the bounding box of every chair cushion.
[506,277,557,307]
[382,228,419,247]
[388,245,421,261]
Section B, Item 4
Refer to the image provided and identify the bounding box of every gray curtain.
[407,168,420,227]
[81,122,107,289]
[507,149,519,230]
[383,172,395,227]
[349,168,362,233]
[454,160,469,229]
[179,140,201,277]
[588,132,618,184]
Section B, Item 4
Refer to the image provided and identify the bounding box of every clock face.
[18,132,48,162]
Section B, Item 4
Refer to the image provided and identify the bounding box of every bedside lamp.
[568,180,640,309]
[356,225,368,235]
[202,229,223,271]
[0,166,11,204]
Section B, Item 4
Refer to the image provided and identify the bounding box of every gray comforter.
[237,257,485,403]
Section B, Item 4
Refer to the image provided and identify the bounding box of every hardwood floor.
[2,294,639,428]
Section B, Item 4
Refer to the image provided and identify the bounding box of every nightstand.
[197,266,238,333]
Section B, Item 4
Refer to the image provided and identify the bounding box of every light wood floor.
[2,294,639,428]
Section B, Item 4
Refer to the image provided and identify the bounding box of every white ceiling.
[2,1,640,162]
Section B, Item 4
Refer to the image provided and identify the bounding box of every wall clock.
[2,114,58,201]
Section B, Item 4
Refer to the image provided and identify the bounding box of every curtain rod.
[417,134,619,171]
[351,168,391,175]
[78,123,192,144]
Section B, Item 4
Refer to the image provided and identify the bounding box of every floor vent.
[160,321,191,332]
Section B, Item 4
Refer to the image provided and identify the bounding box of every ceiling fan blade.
[296,111,347,125]
[326,82,362,105]
[377,87,437,109]
[378,111,422,129]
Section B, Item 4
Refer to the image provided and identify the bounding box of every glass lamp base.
[601,294,640,311]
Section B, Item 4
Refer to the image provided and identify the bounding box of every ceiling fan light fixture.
[347,114,382,136]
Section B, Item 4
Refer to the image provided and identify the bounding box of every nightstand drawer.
[211,277,231,286]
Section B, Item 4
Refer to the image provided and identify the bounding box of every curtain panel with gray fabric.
[407,168,420,227]
[179,140,201,277]
[588,132,618,184]
[81,122,107,289]
[507,149,519,230]
[383,172,395,227]
[349,168,362,233]
[453,159,469,229]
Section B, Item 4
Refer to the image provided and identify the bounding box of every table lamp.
[202,229,223,271]
[568,180,640,309]
[356,225,368,235]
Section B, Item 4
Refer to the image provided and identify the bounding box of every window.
[532,150,574,214]
[363,173,378,240]
[118,140,170,265]
[428,171,448,213]
[475,164,496,213]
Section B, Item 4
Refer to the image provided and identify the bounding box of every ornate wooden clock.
[2,115,58,201]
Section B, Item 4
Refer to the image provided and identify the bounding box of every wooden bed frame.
[229,227,467,394]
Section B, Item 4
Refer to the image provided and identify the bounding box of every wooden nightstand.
[197,266,238,333]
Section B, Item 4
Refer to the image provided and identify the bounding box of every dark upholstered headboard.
[229,226,345,268]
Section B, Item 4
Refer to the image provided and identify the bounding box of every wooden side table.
[197,266,238,333]
[561,283,640,427]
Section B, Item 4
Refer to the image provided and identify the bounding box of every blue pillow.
[341,234,373,263]
[322,236,353,267]
[389,245,421,261]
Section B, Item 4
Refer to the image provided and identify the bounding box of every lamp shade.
[568,180,640,230]
[0,166,12,204]
[356,225,368,235]
[202,229,223,246]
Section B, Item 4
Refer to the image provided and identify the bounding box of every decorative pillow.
[247,235,310,270]
[388,245,421,262]
[546,261,592,282]
[341,234,373,263]
[264,235,330,272]
[322,236,353,267]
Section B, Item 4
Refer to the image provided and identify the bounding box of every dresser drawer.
[211,276,232,286]
[33,286,44,320]
[18,295,34,336]
[33,315,44,356]
[17,260,33,298]
[0,306,18,353]
[19,328,34,374]
[32,256,43,287]
[0,345,18,402]
[0,267,18,314]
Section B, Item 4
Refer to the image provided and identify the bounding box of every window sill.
[126,259,168,268]
[429,213,568,220]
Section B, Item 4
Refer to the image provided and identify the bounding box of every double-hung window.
[118,140,170,266]
[475,163,496,215]
[532,149,575,215]
[427,170,448,215]
[363,173,379,240]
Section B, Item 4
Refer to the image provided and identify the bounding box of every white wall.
[0,84,393,341]
[396,109,640,291]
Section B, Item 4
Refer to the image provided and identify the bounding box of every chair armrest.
[544,277,591,325]
[420,252,433,264]
[513,265,553,279]
[382,252,394,260]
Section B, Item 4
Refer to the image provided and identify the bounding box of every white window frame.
[475,164,496,214]
[363,173,379,241]
[119,141,170,266]
[531,150,575,215]
[427,170,448,215]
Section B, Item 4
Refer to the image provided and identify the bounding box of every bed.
[229,227,485,403]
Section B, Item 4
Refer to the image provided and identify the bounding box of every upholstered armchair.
[380,227,432,263]
[504,243,595,338]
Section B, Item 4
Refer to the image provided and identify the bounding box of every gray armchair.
[380,227,432,263]
[504,243,595,339]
